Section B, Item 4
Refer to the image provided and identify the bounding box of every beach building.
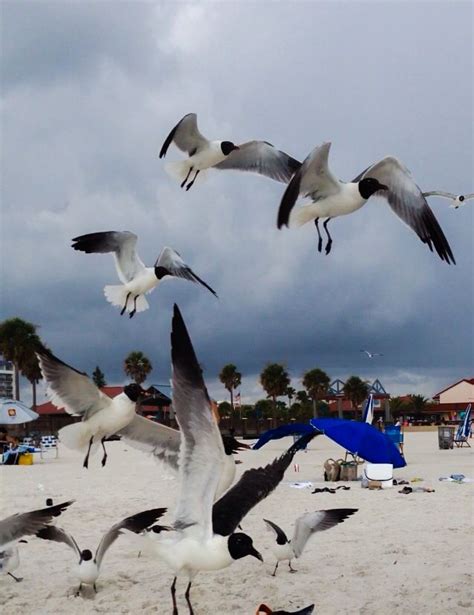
[426,378,474,422]
[0,357,16,399]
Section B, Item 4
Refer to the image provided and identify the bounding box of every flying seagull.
[277,142,455,264]
[72,231,217,318]
[263,509,357,576]
[256,604,315,615]
[0,500,74,582]
[422,191,473,209]
[36,508,168,595]
[37,350,148,468]
[143,305,316,614]
[159,113,300,190]
[360,349,384,359]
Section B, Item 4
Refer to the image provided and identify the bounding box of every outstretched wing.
[159,113,209,158]
[0,501,74,547]
[155,247,217,297]
[35,525,81,560]
[72,231,146,283]
[215,141,300,183]
[291,508,358,558]
[212,433,316,536]
[263,518,289,545]
[37,350,111,419]
[354,157,455,264]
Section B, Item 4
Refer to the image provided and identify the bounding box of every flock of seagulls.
[5,111,470,613]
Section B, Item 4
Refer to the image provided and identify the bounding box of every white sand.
[1,431,473,614]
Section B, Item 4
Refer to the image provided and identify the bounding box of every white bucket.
[364,463,393,488]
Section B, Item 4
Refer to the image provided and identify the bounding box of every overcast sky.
[1,1,473,405]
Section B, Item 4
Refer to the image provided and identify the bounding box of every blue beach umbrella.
[252,423,316,449]
[0,399,39,425]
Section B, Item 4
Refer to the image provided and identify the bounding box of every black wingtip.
[277,168,302,229]
[171,305,206,389]
[48,500,75,517]
[123,507,168,533]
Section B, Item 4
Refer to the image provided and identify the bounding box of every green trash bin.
[438,426,455,449]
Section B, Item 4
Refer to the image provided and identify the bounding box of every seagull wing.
[290,508,358,558]
[95,508,167,567]
[272,606,315,615]
[71,231,146,284]
[277,142,340,228]
[215,141,301,183]
[263,519,289,544]
[37,351,111,419]
[212,432,316,537]
[118,414,181,472]
[354,157,455,264]
[159,113,208,158]
[171,305,225,539]
[35,525,81,560]
[0,501,74,547]
[155,247,217,297]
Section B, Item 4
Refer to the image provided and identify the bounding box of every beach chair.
[384,425,404,455]
[454,405,471,448]
[454,426,471,448]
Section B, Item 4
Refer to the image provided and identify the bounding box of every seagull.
[143,305,316,614]
[256,604,315,615]
[277,142,455,264]
[422,191,474,209]
[0,500,74,582]
[36,508,168,595]
[159,113,300,190]
[263,509,357,576]
[37,350,149,468]
[360,349,384,359]
[72,231,217,318]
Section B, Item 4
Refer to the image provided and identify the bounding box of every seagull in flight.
[72,231,217,318]
[360,349,384,359]
[143,305,316,614]
[422,191,473,209]
[159,113,300,190]
[36,508,168,595]
[37,350,149,468]
[257,604,315,615]
[0,500,74,582]
[277,142,455,264]
[263,509,357,576]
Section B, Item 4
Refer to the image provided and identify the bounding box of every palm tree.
[219,364,242,425]
[21,353,43,410]
[343,376,369,415]
[302,368,330,419]
[390,396,407,418]
[286,386,296,408]
[260,363,290,427]
[408,394,428,418]
[124,351,152,385]
[92,366,107,388]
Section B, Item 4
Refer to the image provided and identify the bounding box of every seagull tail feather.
[58,422,95,451]
[290,204,317,227]
[103,286,149,313]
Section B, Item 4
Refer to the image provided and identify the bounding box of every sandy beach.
[1,431,472,615]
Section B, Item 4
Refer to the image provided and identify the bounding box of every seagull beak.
[250,547,264,562]
[233,145,240,151]
[378,183,389,191]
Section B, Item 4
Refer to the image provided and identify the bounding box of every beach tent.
[0,399,39,425]
[454,404,471,448]
[252,423,315,449]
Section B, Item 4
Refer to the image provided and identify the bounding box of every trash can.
[438,426,455,449]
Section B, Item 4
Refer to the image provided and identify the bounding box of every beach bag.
[339,460,358,481]
[324,458,341,482]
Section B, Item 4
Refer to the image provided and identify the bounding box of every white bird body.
[0,545,20,576]
[269,541,294,563]
[147,533,232,573]
[291,182,364,226]
[76,559,99,585]
[174,140,228,173]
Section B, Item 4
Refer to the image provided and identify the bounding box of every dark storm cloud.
[1,1,472,403]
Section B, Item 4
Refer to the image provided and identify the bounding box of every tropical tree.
[390,396,408,418]
[302,368,331,419]
[343,376,369,414]
[21,353,43,410]
[286,386,296,408]
[124,351,152,385]
[260,363,290,427]
[296,390,309,404]
[219,364,242,425]
[408,394,428,417]
[92,366,107,388]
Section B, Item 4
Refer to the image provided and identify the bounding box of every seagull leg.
[323,218,332,255]
[83,436,94,469]
[184,581,194,615]
[171,577,178,615]
[271,561,279,577]
[75,583,83,597]
[288,560,297,573]
[120,292,131,316]
[93,583,98,593]
[100,437,108,467]
[180,166,193,189]
[8,572,23,582]
[129,295,139,319]
[314,218,322,252]
[185,169,200,191]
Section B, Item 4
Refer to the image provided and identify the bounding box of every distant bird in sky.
[277,142,455,264]
[37,350,148,468]
[256,604,315,615]
[0,500,74,582]
[263,509,357,576]
[423,191,474,209]
[36,508,168,595]
[72,231,217,318]
[160,113,300,190]
[360,349,384,359]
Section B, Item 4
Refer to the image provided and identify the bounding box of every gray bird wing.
[155,247,217,297]
[290,508,358,558]
[353,157,455,264]
[71,231,146,284]
[37,351,111,419]
[95,508,167,567]
[159,113,209,158]
[118,414,181,472]
[277,142,340,228]
[0,501,74,548]
[35,525,81,560]
[215,141,301,183]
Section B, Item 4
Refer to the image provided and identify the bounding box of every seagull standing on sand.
[72,231,217,318]
[36,508,168,595]
[277,142,455,264]
[159,113,300,190]
[143,305,316,614]
[263,509,357,576]
[37,350,148,468]
[0,501,74,582]
[360,349,384,359]
[422,191,473,209]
